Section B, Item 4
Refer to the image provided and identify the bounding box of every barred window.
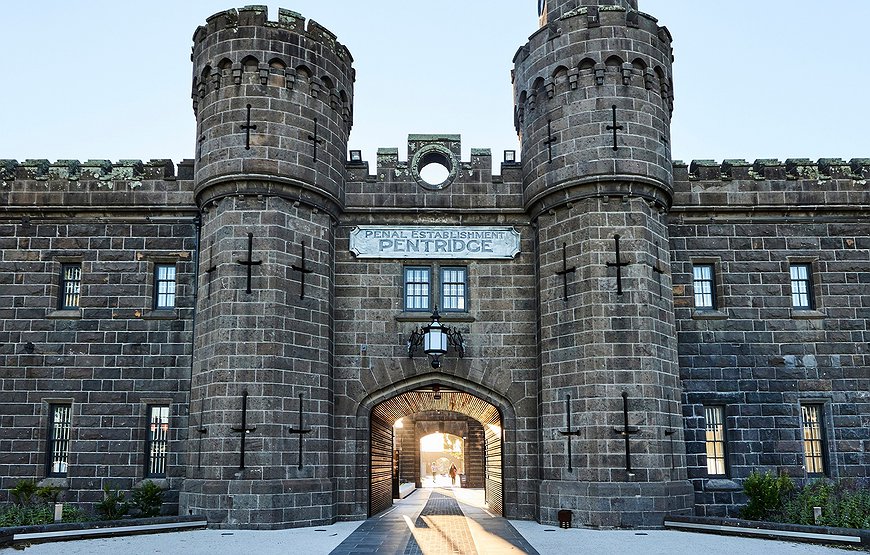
[704,406,727,476]
[801,404,826,475]
[145,405,170,478]
[692,264,716,310]
[790,264,814,309]
[404,267,431,311]
[154,265,177,310]
[59,264,82,309]
[46,404,72,477]
[440,267,467,312]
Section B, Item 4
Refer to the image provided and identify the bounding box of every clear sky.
[1,1,868,169]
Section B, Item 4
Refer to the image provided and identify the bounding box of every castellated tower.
[182,6,353,528]
[515,0,693,526]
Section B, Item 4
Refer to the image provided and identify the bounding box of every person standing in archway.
[431,461,437,483]
[449,463,458,486]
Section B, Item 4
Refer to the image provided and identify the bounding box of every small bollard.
[54,503,63,523]
[813,506,822,525]
[557,509,572,529]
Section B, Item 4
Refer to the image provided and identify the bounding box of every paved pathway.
[330,487,538,554]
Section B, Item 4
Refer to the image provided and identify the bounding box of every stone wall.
[0,163,197,512]
[671,160,870,516]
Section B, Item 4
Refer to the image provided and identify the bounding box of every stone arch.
[354,372,519,518]
[296,65,312,80]
[198,65,211,97]
[552,65,569,91]
[605,54,624,69]
[267,58,286,86]
[579,57,596,72]
[241,55,259,72]
[632,57,647,72]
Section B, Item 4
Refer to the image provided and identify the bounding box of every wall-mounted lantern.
[407,307,465,369]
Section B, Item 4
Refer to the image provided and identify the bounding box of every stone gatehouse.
[1,0,868,529]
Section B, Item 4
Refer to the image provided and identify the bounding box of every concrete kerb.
[0,515,207,548]
[664,515,870,548]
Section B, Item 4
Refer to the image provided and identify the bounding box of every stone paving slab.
[331,487,538,555]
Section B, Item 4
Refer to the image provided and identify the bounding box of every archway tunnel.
[369,386,503,517]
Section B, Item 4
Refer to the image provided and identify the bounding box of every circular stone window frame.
[410,144,459,190]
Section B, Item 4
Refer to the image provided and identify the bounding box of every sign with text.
[350,226,521,259]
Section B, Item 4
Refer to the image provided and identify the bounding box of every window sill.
[791,309,825,320]
[691,309,728,320]
[136,478,168,488]
[46,309,82,320]
[395,313,475,323]
[142,309,178,320]
[704,478,740,491]
[38,477,69,489]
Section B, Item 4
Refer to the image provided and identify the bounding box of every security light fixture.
[407,307,465,369]
[349,150,363,162]
[504,150,516,163]
[433,385,442,401]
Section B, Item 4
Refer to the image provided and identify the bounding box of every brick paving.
[330,488,538,555]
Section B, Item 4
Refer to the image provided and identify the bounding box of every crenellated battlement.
[671,157,870,213]
[340,136,525,212]
[193,7,352,63]
[514,6,674,131]
[191,7,354,126]
[0,159,196,213]
[0,159,193,182]
[675,158,870,182]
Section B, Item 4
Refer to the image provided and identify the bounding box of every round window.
[411,145,458,190]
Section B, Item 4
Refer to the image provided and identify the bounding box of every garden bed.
[0,514,207,547]
[664,515,870,548]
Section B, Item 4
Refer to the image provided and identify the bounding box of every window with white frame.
[154,264,177,310]
[440,267,467,312]
[404,267,431,312]
[692,264,716,310]
[790,264,814,309]
[404,265,469,313]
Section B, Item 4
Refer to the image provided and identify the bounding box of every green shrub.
[61,504,91,523]
[9,480,38,507]
[95,485,129,521]
[0,505,53,526]
[36,485,63,505]
[130,481,164,518]
[741,470,794,521]
[781,479,870,529]
[1,480,91,526]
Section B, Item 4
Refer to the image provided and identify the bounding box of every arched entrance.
[368,385,504,517]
